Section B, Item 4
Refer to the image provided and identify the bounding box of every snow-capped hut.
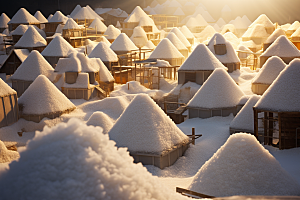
[14,26,47,52]
[95,8,128,27]
[86,111,113,134]
[11,25,46,44]
[185,15,208,33]
[186,68,244,119]
[286,21,300,37]
[62,18,83,47]
[41,35,77,67]
[7,8,40,31]
[72,7,95,27]
[110,33,137,55]
[237,45,253,65]
[34,11,48,29]
[9,50,54,97]
[195,25,216,43]
[253,59,300,149]
[166,32,188,58]
[263,28,286,51]
[45,11,68,37]
[249,14,275,35]
[179,25,195,45]
[104,25,121,43]
[223,32,240,49]
[130,26,148,49]
[88,42,119,70]
[178,44,227,85]
[18,75,76,123]
[0,13,10,33]
[207,33,240,73]
[242,24,269,46]
[252,56,286,95]
[138,16,160,42]
[0,49,29,75]
[221,5,232,23]
[149,38,184,66]
[69,4,81,18]
[0,78,19,128]
[259,35,300,68]
[291,27,300,50]
[88,18,107,34]
[108,94,190,169]
[170,27,192,52]
[216,18,226,28]
[92,58,115,92]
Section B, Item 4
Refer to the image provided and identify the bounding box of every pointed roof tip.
[104,25,121,40]
[166,32,187,50]
[180,25,195,39]
[0,13,11,28]
[88,18,107,32]
[15,25,47,48]
[63,18,81,30]
[70,4,82,18]
[48,11,68,23]
[0,78,16,97]
[72,7,95,20]
[125,6,149,23]
[149,38,184,59]
[110,33,137,52]
[8,8,40,24]
[34,11,48,23]
[41,35,76,57]
[250,14,274,28]
[221,5,232,12]
[88,42,118,62]
[86,111,113,134]
[170,27,191,47]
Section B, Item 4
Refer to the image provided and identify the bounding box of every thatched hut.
[110,33,137,55]
[0,78,19,128]
[186,68,244,119]
[9,50,54,97]
[104,25,121,43]
[170,27,192,52]
[0,13,10,33]
[179,25,195,45]
[72,7,95,27]
[88,18,107,35]
[252,56,286,95]
[253,59,300,149]
[259,35,300,68]
[18,75,76,122]
[263,28,286,51]
[166,32,188,58]
[249,14,275,34]
[45,11,68,37]
[62,18,83,48]
[242,24,269,46]
[7,8,40,31]
[178,44,227,85]
[0,49,29,75]
[12,25,46,44]
[34,11,48,29]
[108,94,190,169]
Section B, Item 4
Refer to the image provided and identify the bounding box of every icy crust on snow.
[252,56,286,85]
[265,28,286,44]
[125,6,149,23]
[41,35,76,57]
[15,26,47,48]
[0,78,16,97]
[10,50,54,81]
[261,35,300,57]
[86,111,113,134]
[187,68,244,109]
[104,25,121,40]
[18,75,75,115]
[230,95,261,132]
[110,33,137,52]
[170,27,191,48]
[34,11,47,23]
[166,32,187,50]
[249,14,274,28]
[188,133,300,197]
[179,25,195,39]
[88,42,118,62]
[8,8,39,24]
[62,18,81,30]
[254,59,300,112]
[242,24,269,38]
[0,13,10,28]
[178,44,226,71]
[149,38,184,59]
[88,18,107,32]
[48,11,68,23]
[108,94,189,154]
[0,140,19,163]
[0,118,189,200]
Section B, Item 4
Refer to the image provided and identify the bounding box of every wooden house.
[263,28,286,51]
[62,18,84,48]
[7,8,40,31]
[249,14,275,35]
[0,49,30,75]
[110,33,138,55]
[0,13,10,33]
[104,25,121,43]
[166,32,188,58]
[95,8,128,27]
[44,11,68,37]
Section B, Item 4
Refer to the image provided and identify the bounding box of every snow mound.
[8,8,39,24]
[18,75,75,115]
[86,111,113,134]
[41,35,76,57]
[88,18,107,32]
[63,18,80,30]
[188,133,300,197]
[149,38,184,59]
[34,11,47,23]
[110,81,155,97]
[15,26,46,48]
[187,68,244,108]
[252,56,286,84]
[261,35,300,57]
[88,42,118,62]
[0,118,188,200]
[0,78,16,97]
[110,33,137,52]
[0,140,19,163]
[108,94,189,154]
[254,59,300,112]
[104,25,121,40]
[166,32,187,50]
[178,44,226,71]
[265,28,286,44]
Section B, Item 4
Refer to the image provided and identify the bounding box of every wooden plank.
[176,187,215,199]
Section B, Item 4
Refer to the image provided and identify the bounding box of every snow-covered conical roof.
[223,32,240,49]
[15,26,47,48]
[86,111,113,134]
[34,11,48,23]
[125,6,149,23]
[0,78,16,97]
[291,26,300,38]
[180,25,195,39]
[196,25,216,42]
[18,75,76,115]
[250,14,274,28]
[287,21,300,31]
[242,15,252,27]
[254,59,300,112]
[10,50,54,81]
[88,18,107,32]
[170,27,191,48]
[149,38,184,59]
[12,25,46,38]
[187,68,244,109]
[130,26,148,48]
[186,16,207,28]
[72,7,95,20]
[265,28,286,44]
[70,5,82,18]
[261,35,300,57]
[88,42,118,62]
[173,7,185,16]
[150,0,159,8]
[242,24,269,38]
[48,11,68,23]
[110,33,137,52]
[188,133,300,196]
[201,11,215,23]
[41,35,76,57]
[216,18,226,28]
[166,32,187,51]
[0,13,10,28]
[47,14,53,21]
[142,40,156,50]
[8,8,39,24]
[108,94,189,154]
[138,17,160,33]
[62,18,81,30]
[232,16,248,29]
[85,5,104,21]
[179,44,226,71]
[104,25,121,40]
[91,58,114,82]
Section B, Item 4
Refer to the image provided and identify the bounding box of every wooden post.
[128,82,129,90]
[264,112,268,145]
[268,112,273,145]
[192,127,195,145]
[278,113,282,149]
[254,109,258,138]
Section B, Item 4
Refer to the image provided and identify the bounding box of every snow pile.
[252,56,286,84]
[41,35,76,57]
[254,59,300,112]
[230,95,261,132]
[188,133,300,197]
[0,78,16,97]
[48,11,68,23]
[15,26,46,48]
[249,14,274,28]
[69,5,81,18]
[62,18,81,30]
[0,140,19,163]
[178,44,226,71]
[72,7,95,20]
[170,27,191,48]
[18,75,76,115]
[88,18,107,32]
[10,50,54,81]
[187,68,244,108]
[223,32,240,49]
[0,13,10,28]
[166,32,187,51]
[0,118,188,200]
[110,33,137,52]
[242,24,269,38]
[108,94,189,154]
[34,11,47,23]
[179,25,195,40]
[261,35,300,57]
[130,26,148,48]
[194,25,216,42]
[8,8,39,24]
[265,28,286,44]
[88,42,118,62]
[125,6,149,23]
[86,111,113,134]
[110,81,155,97]
[149,38,184,59]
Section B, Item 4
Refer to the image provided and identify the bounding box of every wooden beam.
[176,187,215,199]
